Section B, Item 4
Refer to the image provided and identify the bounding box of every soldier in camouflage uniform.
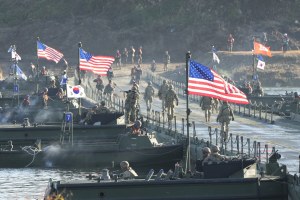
[103,80,115,108]
[203,145,238,163]
[163,51,170,71]
[217,101,234,141]
[200,96,213,122]
[144,81,155,111]
[212,98,219,114]
[97,101,111,113]
[125,86,140,123]
[158,80,169,111]
[165,84,178,120]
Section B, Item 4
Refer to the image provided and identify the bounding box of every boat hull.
[44,177,288,200]
[0,144,184,170]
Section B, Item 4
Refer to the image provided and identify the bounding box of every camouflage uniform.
[135,65,142,84]
[212,98,219,114]
[200,96,213,122]
[125,87,140,123]
[163,51,170,71]
[103,80,115,107]
[144,81,155,111]
[130,46,135,64]
[138,47,142,64]
[217,101,234,140]
[97,101,110,113]
[158,80,169,111]
[165,85,178,120]
[93,75,104,93]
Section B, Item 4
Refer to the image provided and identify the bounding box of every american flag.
[79,48,115,76]
[188,60,249,104]
[37,41,64,64]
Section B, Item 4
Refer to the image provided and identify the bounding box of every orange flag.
[254,41,272,57]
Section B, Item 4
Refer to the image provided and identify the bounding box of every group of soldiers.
[200,96,234,141]
[115,46,143,68]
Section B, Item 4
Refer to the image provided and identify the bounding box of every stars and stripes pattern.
[37,41,64,63]
[188,60,249,104]
[79,48,115,76]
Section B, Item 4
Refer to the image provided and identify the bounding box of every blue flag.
[15,65,27,80]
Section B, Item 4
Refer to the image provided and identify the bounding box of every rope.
[21,146,41,168]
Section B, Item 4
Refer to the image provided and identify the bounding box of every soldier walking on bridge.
[103,80,115,108]
[200,96,213,122]
[217,101,234,141]
[165,84,178,121]
[158,80,169,111]
[163,51,170,71]
[125,86,140,123]
[144,81,155,112]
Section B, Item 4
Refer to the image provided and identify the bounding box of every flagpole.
[252,37,257,81]
[12,45,19,106]
[36,37,40,94]
[78,42,82,116]
[185,51,191,173]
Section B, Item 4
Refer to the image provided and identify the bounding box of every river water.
[0,87,299,200]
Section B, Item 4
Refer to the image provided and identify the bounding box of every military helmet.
[163,80,167,84]
[100,101,105,106]
[169,84,174,90]
[133,120,142,129]
[202,147,211,154]
[131,86,137,91]
[44,87,48,92]
[148,81,152,85]
[120,161,129,168]
[211,145,220,153]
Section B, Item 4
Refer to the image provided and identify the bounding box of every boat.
[0,129,184,169]
[43,137,295,200]
[0,110,125,147]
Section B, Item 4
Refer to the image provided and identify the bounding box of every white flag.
[66,84,86,98]
[257,59,265,70]
[12,51,22,61]
[213,52,220,64]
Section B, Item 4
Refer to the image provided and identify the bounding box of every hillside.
[0,0,299,86]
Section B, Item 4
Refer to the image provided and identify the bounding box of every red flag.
[254,41,272,57]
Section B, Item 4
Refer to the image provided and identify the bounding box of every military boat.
[0,130,183,169]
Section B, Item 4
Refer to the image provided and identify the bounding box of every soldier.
[144,81,155,111]
[138,46,143,64]
[163,51,170,71]
[217,101,234,141]
[158,80,169,111]
[125,86,140,123]
[103,80,115,107]
[122,48,128,66]
[115,49,121,68]
[60,70,68,92]
[119,161,138,179]
[227,34,235,52]
[212,98,219,114]
[107,66,114,81]
[135,64,143,84]
[165,84,179,120]
[42,88,49,109]
[200,96,213,122]
[282,33,289,52]
[56,88,64,100]
[130,66,136,84]
[97,101,110,113]
[195,147,211,173]
[130,46,135,64]
[82,105,97,124]
[22,95,30,107]
[93,75,104,94]
[151,59,156,72]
